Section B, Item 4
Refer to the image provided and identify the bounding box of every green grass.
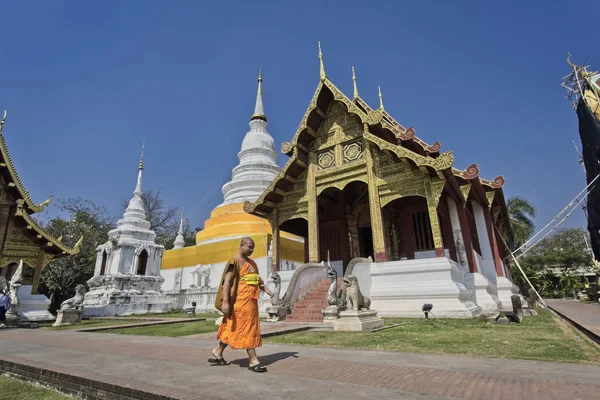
[99,321,219,337]
[0,375,72,400]
[265,311,600,364]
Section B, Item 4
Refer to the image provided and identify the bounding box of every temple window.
[137,250,148,275]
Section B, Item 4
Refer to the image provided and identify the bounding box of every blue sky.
[0,0,597,232]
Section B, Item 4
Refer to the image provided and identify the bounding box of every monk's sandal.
[248,363,267,373]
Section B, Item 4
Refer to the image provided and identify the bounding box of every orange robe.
[217,259,263,349]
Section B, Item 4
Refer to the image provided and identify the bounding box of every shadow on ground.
[229,351,299,367]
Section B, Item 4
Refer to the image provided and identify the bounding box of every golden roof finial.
[318,41,326,81]
[138,139,145,171]
[352,66,359,100]
[73,236,84,252]
[0,110,6,135]
[378,86,384,110]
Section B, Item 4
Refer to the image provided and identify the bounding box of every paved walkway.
[546,299,600,339]
[1,329,599,400]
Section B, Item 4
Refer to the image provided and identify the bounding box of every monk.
[209,237,273,372]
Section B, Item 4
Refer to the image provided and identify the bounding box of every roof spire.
[0,110,6,135]
[318,41,326,81]
[134,140,145,196]
[352,66,359,100]
[250,66,267,121]
[378,86,384,111]
[173,206,185,249]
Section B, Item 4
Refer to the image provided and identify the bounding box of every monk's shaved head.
[241,237,255,246]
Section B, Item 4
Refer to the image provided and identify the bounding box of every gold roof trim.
[16,201,81,255]
[0,112,54,213]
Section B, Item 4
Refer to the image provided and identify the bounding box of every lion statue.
[343,275,370,311]
[60,284,86,311]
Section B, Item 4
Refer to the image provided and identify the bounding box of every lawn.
[0,375,71,400]
[265,311,600,364]
[99,320,219,337]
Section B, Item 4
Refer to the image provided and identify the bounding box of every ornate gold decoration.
[390,221,400,260]
[343,141,364,163]
[38,194,52,211]
[352,66,359,100]
[307,160,319,262]
[485,191,496,208]
[365,132,454,171]
[425,180,445,250]
[318,41,326,81]
[378,86,384,110]
[318,149,335,170]
[281,142,293,155]
[364,144,385,255]
[459,184,472,203]
[492,206,501,223]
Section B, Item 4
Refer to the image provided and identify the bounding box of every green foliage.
[511,228,594,298]
[40,198,115,313]
[506,196,536,251]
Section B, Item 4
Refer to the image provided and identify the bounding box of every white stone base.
[17,285,55,322]
[53,309,83,327]
[496,277,520,312]
[463,273,501,315]
[334,310,384,331]
[322,305,340,324]
[83,274,170,317]
[369,258,482,318]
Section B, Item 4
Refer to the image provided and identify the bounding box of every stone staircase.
[286,278,343,322]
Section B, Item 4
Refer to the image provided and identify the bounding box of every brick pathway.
[546,299,600,339]
[1,329,599,399]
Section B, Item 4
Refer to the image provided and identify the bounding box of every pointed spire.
[250,66,267,121]
[173,206,185,249]
[0,110,6,135]
[318,41,326,81]
[352,66,359,100]
[378,86,384,111]
[134,140,145,196]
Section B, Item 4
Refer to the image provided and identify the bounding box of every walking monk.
[209,237,273,372]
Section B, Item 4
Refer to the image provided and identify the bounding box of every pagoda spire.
[352,66,359,100]
[378,86,385,111]
[134,140,145,196]
[250,67,266,121]
[173,206,185,249]
[318,41,326,81]
[0,110,6,135]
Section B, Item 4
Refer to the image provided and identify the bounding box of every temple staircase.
[285,278,343,323]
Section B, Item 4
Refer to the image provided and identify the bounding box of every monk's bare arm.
[221,265,234,315]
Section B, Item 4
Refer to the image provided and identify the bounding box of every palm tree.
[506,196,536,252]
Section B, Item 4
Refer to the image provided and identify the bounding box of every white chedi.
[83,146,170,317]
[220,69,280,206]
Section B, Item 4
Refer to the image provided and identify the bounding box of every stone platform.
[1,329,599,400]
[333,310,384,331]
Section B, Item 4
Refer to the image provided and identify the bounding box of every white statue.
[60,284,86,310]
[7,260,23,315]
[192,265,211,288]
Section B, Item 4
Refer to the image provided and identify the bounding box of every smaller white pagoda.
[83,145,170,317]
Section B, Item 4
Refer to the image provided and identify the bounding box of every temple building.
[0,111,81,321]
[160,70,305,305]
[243,45,518,317]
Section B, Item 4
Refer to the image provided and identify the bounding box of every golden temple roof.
[0,111,81,256]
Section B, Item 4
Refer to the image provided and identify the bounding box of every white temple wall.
[471,201,497,285]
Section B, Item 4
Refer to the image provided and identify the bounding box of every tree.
[506,196,536,251]
[516,228,593,298]
[40,198,115,313]
[122,188,197,249]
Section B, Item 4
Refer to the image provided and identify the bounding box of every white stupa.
[83,145,170,317]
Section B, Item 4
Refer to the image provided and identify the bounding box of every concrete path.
[1,329,599,399]
[546,299,600,340]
